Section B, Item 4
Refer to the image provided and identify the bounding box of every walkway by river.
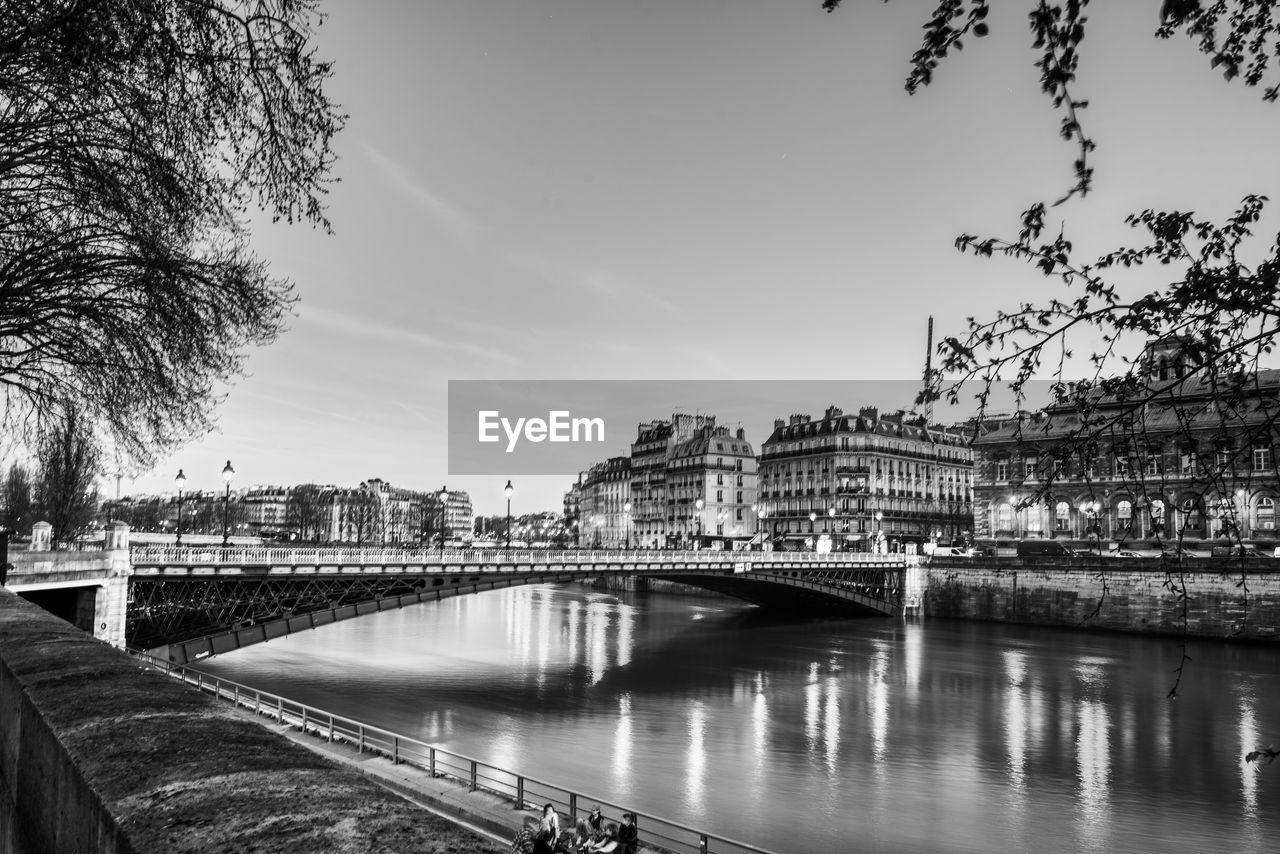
[195,583,1279,853]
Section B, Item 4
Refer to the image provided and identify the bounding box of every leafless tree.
[0,1,343,469]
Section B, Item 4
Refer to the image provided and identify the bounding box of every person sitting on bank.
[616,813,639,854]
[583,822,620,853]
[510,815,541,854]
[532,803,561,854]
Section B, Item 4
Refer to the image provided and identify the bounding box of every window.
[1146,452,1162,476]
[1114,455,1130,477]
[1023,455,1038,479]
[997,503,1013,530]
[736,508,744,520]
[736,475,743,487]
[1253,446,1272,472]
[716,490,723,502]
[1258,497,1275,530]
[716,474,724,486]
[1180,448,1197,475]
[996,459,1009,481]
[1181,498,1200,525]
[736,490,743,503]
[1117,500,1132,527]
[1150,499,1165,530]
[1216,444,1232,469]
[1055,501,1070,531]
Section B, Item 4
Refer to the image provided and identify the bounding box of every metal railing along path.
[129,545,915,568]
[132,653,783,854]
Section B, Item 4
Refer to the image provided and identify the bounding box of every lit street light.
[175,469,186,547]
[694,497,705,549]
[624,501,632,549]
[809,511,817,551]
[221,460,235,546]
[439,486,448,557]
[504,480,514,549]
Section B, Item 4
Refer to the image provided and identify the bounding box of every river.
[194,583,1279,853]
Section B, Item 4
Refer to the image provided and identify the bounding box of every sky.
[120,0,1279,515]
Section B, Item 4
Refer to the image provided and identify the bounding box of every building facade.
[972,347,1280,546]
[758,406,973,552]
[665,424,758,548]
[629,414,716,548]
[578,456,632,548]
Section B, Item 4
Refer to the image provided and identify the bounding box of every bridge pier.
[6,522,132,648]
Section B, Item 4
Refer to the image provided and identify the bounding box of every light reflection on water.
[197,583,1280,853]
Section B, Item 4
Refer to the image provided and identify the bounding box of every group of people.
[511,803,639,854]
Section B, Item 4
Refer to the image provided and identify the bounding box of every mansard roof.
[974,369,1280,448]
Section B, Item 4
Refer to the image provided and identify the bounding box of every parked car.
[1015,540,1075,557]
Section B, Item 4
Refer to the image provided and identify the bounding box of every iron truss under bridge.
[127,547,917,665]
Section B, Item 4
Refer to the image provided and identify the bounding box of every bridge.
[5,525,915,665]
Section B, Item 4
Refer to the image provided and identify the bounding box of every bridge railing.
[133,652,780,854]
[129,545,914,567]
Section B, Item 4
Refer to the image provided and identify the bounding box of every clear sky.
[122,0,1278,515]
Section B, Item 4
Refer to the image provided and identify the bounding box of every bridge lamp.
[695,498,705,548]
[175,469,186,548]
[756,507,767,549]
[438,486,448,557]
[221,460,235,546]
[623,501,632,549]
[504,480,514,549]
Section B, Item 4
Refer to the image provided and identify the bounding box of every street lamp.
[875,510,884,554]
[504,480,514,549]
[828,506,836,552]
[756,507,767,549]
[174,469,186,547]
[220,460,235,546]
[438,486,448,558]
[624,501,632,549]
[809,511,817,551]
[694,498,705,549]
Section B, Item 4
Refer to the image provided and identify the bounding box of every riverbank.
[923,555,1280,640]
[0,590,506,854]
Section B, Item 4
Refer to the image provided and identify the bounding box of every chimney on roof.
[859,406,878,422]
[774,419,785,430]
[823,405,843,420]
[736,427,745,440]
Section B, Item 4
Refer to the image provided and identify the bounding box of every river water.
[195,583,1279,853]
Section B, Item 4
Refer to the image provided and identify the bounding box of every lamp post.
[438,486,448,558]
[874,510,884,554]
[624,501,632,549]
[694,498,704,549]
[175,469,186,547]
[756,507,767,549]
[504,480,514,549]
[827,506,836,551]
[220,460,235,546]
[808,511,817,551]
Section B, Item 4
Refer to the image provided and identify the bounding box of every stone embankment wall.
[0,591,501,854]
[923,557,1280,640]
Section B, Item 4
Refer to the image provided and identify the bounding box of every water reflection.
[198,585,1280,854]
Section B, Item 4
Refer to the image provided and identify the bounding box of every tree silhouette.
[0,0,343,469]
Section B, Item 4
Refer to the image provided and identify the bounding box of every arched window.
[1257,497,1275,531]
[1055,501,1071,531]
[996,503,1013,531]
[1117,500,1133,523]
[1181,498,1201,530]
[1149,499,1166,532]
